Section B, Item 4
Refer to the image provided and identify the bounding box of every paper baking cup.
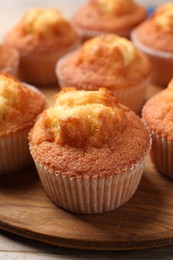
[109,78,150,114]
[73,25,131,42]
[56,54,151,114]
[0,128,33,175]
[0,45,19,77]
[0,84,46,175]
[131,31,173,86]
[19,40,80,86]
[33,156,147,214]
[149,131,173,179]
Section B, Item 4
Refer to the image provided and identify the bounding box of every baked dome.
[57,34,151,89]
[20,8,75,38]
[45,88,123,148]
[0,73,45,136]
[94,0,136,16]
[72,0,146,34]
[142,79,173,141]
[4,8,78,54]
[78,34,136,68]
[133,3,173,53]
[153,3,173,33]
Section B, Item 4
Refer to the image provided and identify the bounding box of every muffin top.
[72,0,146,33]
[133,3,173,53]
[0,73,46,136]
[4,8,78,54]
[142,79,173,141]
[154,3,173,33]
[94,0,136,16]
[29,88,150,178]
[58,34,151,89]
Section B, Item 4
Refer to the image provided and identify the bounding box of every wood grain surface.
[1,84,172,251]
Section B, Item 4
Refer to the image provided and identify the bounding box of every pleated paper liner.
[0,128,33,175]
[34,159,145,214]
[30,129,151,214]
[73,25,132,42]
[150,131,173,179]
[19,40,81,86]
[0,84,46,175]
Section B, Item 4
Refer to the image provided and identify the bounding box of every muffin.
[29,88,151,214]
[142,79,173,179]
[131,3,173,86]
[0,44,19,77]
[0,73,46,175]
[4,8,79,86]
[72,0,147,41]
[56,34,152,114]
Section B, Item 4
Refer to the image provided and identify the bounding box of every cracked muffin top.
[72,0,146,35]
[57,34,151,90]
[4,8,78,55]
[0,73,46,136]
[29,87,150,178]
[133,3,173,53]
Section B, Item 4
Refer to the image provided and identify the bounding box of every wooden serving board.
[1,84,173,251]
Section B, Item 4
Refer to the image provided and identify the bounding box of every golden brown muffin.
[142,79,173,178]
[0,44,19,76]
[0,73,46,175]
[29,88,151,213]
[4,8,79,85]
[131,3,173,86]
[56,34,152,114]
[72,0,147,40]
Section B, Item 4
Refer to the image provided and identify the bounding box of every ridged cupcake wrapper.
[0,45,19,77]
[34,157,147,214]
[110,78,150,114]
[73,25,131,41]
[150,131,173,179]
[56,53,151,114]
[0,129,33,175]
[19,40,80,86]
[0,84,46,175]
[131,31,173,86]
